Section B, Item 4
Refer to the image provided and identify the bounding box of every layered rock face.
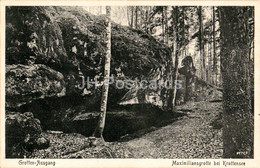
[6,64,65,108]
[5,6,172,157]
[6,6,171,109]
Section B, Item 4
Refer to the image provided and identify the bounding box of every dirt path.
[110,101,223,158]
[32,101,223,159]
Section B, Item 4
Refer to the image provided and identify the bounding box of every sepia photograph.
[0,1,259,167]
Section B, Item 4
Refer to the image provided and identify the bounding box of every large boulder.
[6,6,172,106]
[6,64,66,108]
[5,6,172,131]
[6,112,49,158]
[52,6,172,105]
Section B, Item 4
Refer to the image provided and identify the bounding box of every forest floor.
[31,101,223,159]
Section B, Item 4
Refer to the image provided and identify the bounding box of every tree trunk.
[207,41,210,84]
[219,6,253,158]
[198,7,205,80]
[135,6,138,29]
[145,7,148,33]
[171,7,180,111]
[161,7,165,42]
[165,6,169,44]
[131,7,134,28]
[182,7,185,53]
[93,6,112,140]
[212,6,217,85]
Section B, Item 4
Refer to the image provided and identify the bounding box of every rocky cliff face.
[6,6,172,130]
[6,64,66,108]
[6,112,49,158]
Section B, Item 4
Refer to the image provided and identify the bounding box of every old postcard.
[0,0,259,167]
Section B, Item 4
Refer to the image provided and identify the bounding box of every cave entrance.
[62,104,185,142]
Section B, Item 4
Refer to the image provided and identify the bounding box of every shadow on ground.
[64,104,185,142]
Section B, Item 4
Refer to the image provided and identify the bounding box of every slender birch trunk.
[93,6,111,140]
